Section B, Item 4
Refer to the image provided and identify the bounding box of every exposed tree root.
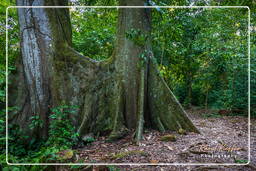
[11,43,199,143]
[148,60,200,133]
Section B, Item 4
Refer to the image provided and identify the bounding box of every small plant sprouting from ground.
[6,105,80,164]
[235,159,248,163]
[47,105,80,148]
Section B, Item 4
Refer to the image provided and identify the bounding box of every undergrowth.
[1,105,80,170]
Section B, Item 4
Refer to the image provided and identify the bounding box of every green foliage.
[138,50,151,67]
[70,165,85,169]
[25,146,60,163]
[0,110,5,152]
[82,136,95,143]
[234,159,248,163]
[71,8,117,61]
[126,28,148,47]
[0,1,255,169]
[29,116,43,130]
[70,3,255,116]
[8,124,27,157]
[152,6,251,113]
[107,165,121,171]
[1,105,79,167]
[0,1,20,168]
[47,105,79,148]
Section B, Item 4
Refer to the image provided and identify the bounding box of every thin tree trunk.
[188,79,192,108]
[205,89,208,110]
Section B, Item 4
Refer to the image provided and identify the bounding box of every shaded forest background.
[0,0,255,170]
[69,5,252,112]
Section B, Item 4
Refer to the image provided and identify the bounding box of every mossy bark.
[11,0,199,142]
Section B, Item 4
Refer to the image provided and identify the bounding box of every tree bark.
[11,0,199,143]
[13,0,72,139]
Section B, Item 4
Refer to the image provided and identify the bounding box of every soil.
[70,108,256,171]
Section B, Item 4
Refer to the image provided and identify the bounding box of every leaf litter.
[71,109,256,170]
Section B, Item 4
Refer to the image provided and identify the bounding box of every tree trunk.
[11,0,199,142]
[205,88,209,110]
[12,0,72,139]
[185,72,192,108]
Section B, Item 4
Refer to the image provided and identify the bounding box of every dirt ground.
[71,109,255,171]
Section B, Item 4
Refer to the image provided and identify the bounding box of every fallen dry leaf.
[165,145,174,151]
[57,149,73,160]
[150,159,159,164]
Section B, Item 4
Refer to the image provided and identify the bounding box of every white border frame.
[6,5,251,166]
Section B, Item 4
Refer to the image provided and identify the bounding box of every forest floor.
[71,108,256,171]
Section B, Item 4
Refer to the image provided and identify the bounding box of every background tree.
[152,6,249,112]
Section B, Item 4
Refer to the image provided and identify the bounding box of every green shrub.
[47,105,79,148]
[4,105,80,164]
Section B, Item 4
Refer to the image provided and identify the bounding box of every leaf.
[178,128,187,135]
[165,145,173,151]
[57,149,73,160]
[150,159,159,164]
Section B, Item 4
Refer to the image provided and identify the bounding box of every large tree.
[10,0,199,142]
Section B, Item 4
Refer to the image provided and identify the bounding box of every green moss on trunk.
[11,0,199,143]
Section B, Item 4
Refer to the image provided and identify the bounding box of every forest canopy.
[70,7,250,110]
